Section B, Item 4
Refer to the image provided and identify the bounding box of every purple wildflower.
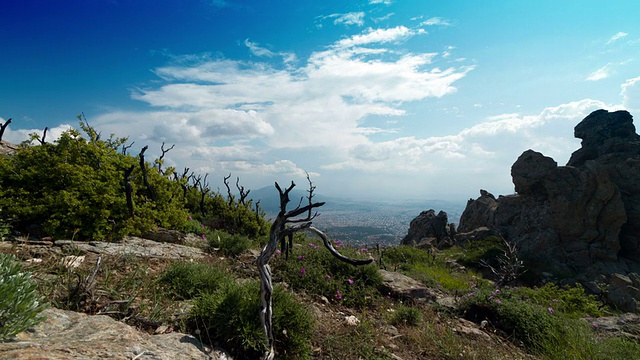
[494,299,502,304]
[360,247,367,252]
[297,255,304,260]
[548,307,554,315]
[201,234,206,239]
[348,279,355,285]
[336,290,342,300]
[299,268,306,276]
[275,250,281,255]
[188,215,193,220]
[326,275,332,280]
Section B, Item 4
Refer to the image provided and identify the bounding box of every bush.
[389,305,422,326]
[459,287,561,352]
[158,261,231,300]
[514,282,602,318]
[189,280,313,359]
[0,253,48,340]
[0,125,188,240]
[215,230,253,257]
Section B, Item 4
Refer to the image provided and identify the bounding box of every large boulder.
[401,209,451,247]
[459,109,640,285]
[0,308,228,359]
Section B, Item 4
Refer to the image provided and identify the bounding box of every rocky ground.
[0,234,538,360]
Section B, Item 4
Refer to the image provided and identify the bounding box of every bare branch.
[38,127,48,145]
[157,142,175,174]
[257,177,372,359]
[224,173,234,206]
[0,118,11,141]
[236,177,251,205]
[121,141,134,155]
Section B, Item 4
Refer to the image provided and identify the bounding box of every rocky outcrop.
[458,109,640,287]
[401,209,453,249]
[0,308,229,360]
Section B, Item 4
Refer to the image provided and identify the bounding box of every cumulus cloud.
[326,99,610,177]
[86,23,474,196]
[369,0,393,4]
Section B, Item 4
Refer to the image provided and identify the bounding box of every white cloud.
[606,31,628,44]
[369,0,393,5]
[244,39,275,57]
[373,13,394,23]
[586,63,613,81]
[1,124,74,144]
[331,12,365,27]
[621,76,640,113]
[325,99,610,181]
[335,26,415,47]
[78,24,474,196]
[420,17,452,27]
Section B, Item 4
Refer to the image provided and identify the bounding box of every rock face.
[401,209,452,249]
[0,308,228,360]
[458,109,640,288]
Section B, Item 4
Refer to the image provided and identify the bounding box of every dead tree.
[0,118,11,141]
[122,141,134,155]
[198,173,210,217]
[479,235,525,286]
[156,142,175,175]
[38,127,48,145]
[223,173,234,206]
[256,176,372,359]
[236,177,250,205]
[173,167,191,199]
[138,146,156,201]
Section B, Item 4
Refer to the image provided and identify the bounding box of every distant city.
[253,186,466,248]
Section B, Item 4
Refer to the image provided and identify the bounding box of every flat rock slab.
[379,269,440,302]
[55,236,207,259]
[0,308,228,360]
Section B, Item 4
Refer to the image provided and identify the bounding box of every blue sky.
[2,0,639,202]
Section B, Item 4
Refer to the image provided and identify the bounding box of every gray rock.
[401,209,450,246]
[585,312,640,340]
[457,110,640,287]
[379,269,440,303]
[0,308,229,360]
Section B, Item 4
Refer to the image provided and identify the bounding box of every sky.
[1,0,640,202]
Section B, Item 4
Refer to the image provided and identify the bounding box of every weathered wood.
[257,176,373,359]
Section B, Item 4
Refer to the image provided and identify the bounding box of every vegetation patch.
[0,253,48,340]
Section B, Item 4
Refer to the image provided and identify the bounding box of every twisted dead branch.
[256,175,372,359]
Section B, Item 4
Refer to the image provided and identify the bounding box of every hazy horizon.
[2,1,639,202]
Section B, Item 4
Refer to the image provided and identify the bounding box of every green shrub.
[273,238,382,308]
[390,305,422,326]
[158,261,231,300]
[514,282,602,318]
[459,287,561,352]
[0,124,188,240]
[453,235,506,269]
[217,231,253,257]
[189,280,313,359]
[0,253,48,340]
[383,245,433,266]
